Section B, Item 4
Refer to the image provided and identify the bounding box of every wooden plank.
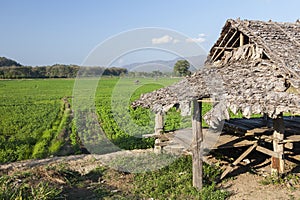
[256,146,279,158]
[142,133,160,138]
[271,114,285,175]
[285,135,300,142]
[245,127,273,136]
[155,112,164,135]
[197,98,218,103]
[192,100,203,190]
[213,135,255,149]
[220,143,257,179]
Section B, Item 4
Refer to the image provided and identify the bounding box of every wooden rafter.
[231,35,240,48]
[212,30,239,62]
[211,28,233,61]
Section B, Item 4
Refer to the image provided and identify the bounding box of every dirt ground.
[208,146,300,200]
[1,148,300,199]
[224,172,300,200]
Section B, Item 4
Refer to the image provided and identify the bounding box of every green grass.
[0,79,75,163]
[133,155,229,199]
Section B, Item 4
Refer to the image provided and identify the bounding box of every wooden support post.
[192,100,203,190]
[240,32,244,47]
[154,111,164,154]
[271,114,285,175]
[155,111,164,135]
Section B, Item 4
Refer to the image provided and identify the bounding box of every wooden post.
[240,32,244,47]
[271,113,285,175]
[192,99,203,190]
[154,111,164,154]
[155,111,164,135]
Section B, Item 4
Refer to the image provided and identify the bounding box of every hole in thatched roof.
[261,52,269,60]
[277,74,283,78]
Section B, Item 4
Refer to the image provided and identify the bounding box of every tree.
[173,60,191,77]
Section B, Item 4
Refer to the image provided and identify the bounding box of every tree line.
[0,64,128,79]
[0,56,192,79]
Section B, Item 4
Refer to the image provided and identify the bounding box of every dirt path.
[0,149,153,175]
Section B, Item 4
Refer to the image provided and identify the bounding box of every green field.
[0,77,231,199]
[0,77,192,163]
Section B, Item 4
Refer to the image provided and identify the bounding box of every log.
[271,114,285,175]
[192,100,203,190]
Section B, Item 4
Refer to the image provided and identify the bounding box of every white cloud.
[152,35,178,44]
[186,33,206,43]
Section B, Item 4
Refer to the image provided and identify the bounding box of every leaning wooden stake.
[221,143,257,179]
[192,100,203,190]
[271,113,285,175]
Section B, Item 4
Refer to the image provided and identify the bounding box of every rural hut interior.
[132,18,300,189]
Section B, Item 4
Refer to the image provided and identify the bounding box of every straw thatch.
[132,19,300,126]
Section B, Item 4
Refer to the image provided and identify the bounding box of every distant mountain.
[0,57,22,67]
[122,55,207,72]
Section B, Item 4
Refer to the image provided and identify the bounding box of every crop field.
[0,77,195,163]
[0,79,75,162]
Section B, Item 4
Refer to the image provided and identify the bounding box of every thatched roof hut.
[132,19,300,126]
[132,19,300,187]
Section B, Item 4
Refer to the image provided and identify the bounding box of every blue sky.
[0,0,299,66]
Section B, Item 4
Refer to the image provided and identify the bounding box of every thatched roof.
[132,19,300,125]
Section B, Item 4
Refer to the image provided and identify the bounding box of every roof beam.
[211,28,233,61]
[212,30,239,62]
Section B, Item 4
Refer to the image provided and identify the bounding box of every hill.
[0,57,22,67]
[122,55,206,72]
